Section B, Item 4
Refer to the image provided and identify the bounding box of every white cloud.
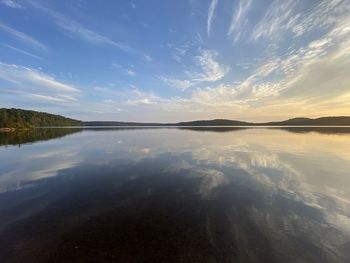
[28,93,76,103]
[189,49,230,82]
[126,98,153,105]
[280,38,350,101]
[124,89,164,106]
[288,0,349,37]
[155,16,350,119]
[0,22,49,52]
[207,0,218,36]
[130,2,136,9]
[251,0,297,41]
[251,0,350,41]
[162,49,229,90]
[0,62,80,105]
[0,62,80,92]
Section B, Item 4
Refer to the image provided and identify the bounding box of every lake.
[1,127,350,262]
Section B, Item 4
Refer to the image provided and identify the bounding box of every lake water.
[1,127,350,262]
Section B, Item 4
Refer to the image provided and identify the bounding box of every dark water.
[0,127,350,263]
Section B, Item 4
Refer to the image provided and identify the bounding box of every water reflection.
[0,128,350,262]
[277,126,350,135]
[0,128,82,147]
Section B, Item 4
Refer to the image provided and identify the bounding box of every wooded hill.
[0,108,82,128]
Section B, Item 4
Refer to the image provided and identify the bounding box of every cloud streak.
[1,43,44,60]
[207,0,218,36]
[0,62,80,105]
[162,49,229,90]
[0,21,49,52]
[26,0,131,52]
[227,0,252,42]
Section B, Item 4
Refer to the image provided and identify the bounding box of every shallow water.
[0,127,350,262]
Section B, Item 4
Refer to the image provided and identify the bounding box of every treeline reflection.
[1,126,349,146]
[80,126,350,134]
[0,128,83,147]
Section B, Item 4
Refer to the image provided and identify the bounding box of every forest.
[0,108,82,128]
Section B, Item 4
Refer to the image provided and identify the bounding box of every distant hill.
[0,108,82,128]
[85,117,350,126]
[264,117,350,126]
[176,119,250,126]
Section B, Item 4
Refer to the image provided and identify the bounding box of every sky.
[0,0,350,122]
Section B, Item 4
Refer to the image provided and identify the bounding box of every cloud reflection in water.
[0,127,350,262]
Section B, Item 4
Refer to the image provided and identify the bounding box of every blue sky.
[0,0,350,122]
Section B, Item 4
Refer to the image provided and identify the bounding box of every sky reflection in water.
[0,128,350,262]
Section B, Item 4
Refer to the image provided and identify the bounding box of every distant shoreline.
[83,116,350,127]
[2,108,350,128]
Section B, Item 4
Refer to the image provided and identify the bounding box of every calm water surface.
[0,127,350,262]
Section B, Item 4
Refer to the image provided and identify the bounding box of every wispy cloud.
[227,0,252,42]
[207,0,218,37]
[289,0,350,37]
[160,77,192,91]
[1,43,44,60]
[280,29,350,101]
[28,93,76,103]
[130,2,136,9]
[251,0,297,41]
[27,0,131,52]
[162,49,229,90]
[1,0,22,9]
[0,62,80,104]
[112,62,136,76]
[1,0,349,121]
[189,49,230,82]
[169,41,195,63]
[251,0,349,42]
[156,7,350,121]
[125,89,161,106]
[0,21,49,52]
